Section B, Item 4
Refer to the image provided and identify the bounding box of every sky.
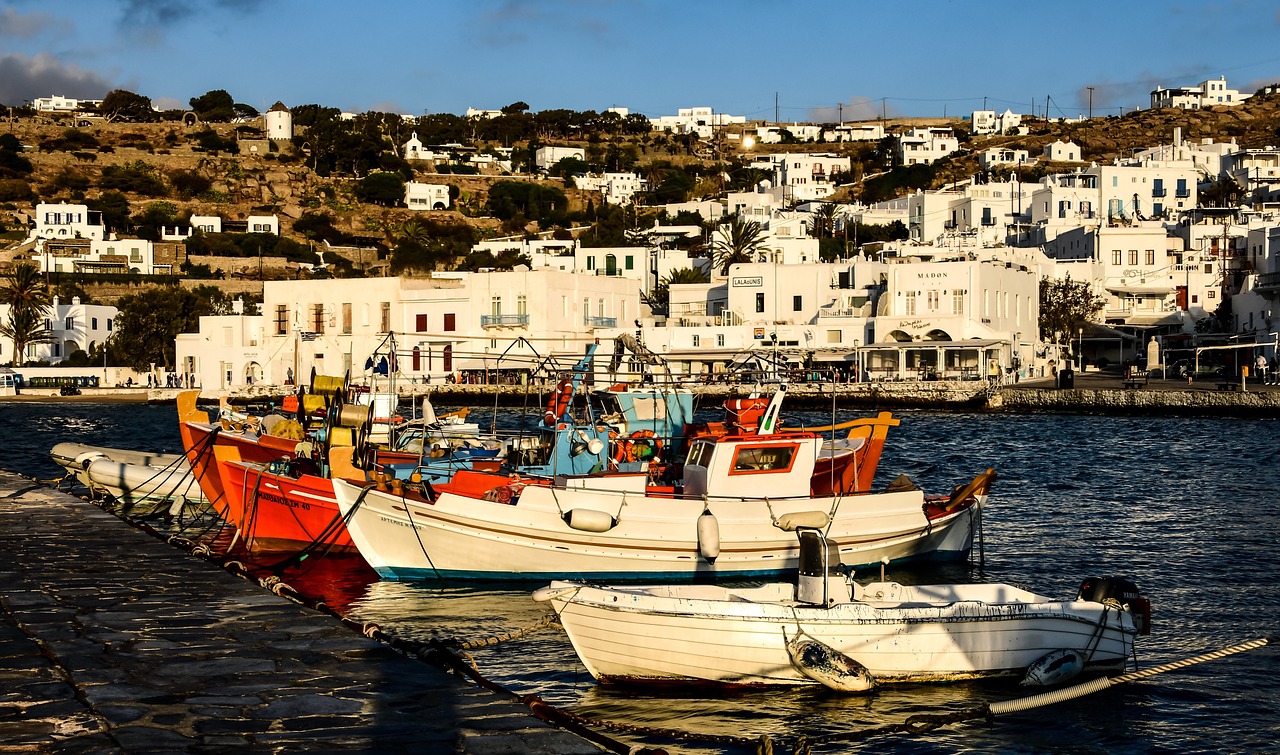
[4,0,1280,122]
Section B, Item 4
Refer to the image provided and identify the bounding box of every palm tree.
[0,263,53,367]
[643,267,710,318]
[808,202,841,239]
[711,216,768,275]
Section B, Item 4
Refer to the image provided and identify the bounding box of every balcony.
[1152,188,1167,197]
[481,314,529,328]
[1175,189,1191,198]
[980,218,996,226]
[584,315,617,328]
[1257,272,1280,293]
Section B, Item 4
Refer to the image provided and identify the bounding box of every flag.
[300,332,318,342]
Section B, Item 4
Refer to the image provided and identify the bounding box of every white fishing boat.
[534,529,1151,689]
[50,442,205,505]
[329,386,995,581]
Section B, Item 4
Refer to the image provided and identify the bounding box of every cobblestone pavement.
[0,470,605,754]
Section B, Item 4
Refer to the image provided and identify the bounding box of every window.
[312,304,325,334]
[756,293,765,313]
[927,291,939,311]
[692,335,700,347]
[342,303,352,334]
[443,313,456,331]
[1208,290,1216,299]
[107,319,112,332]
[717,334,725,347]
[730,444,799,474]
[518,294,527,315]
[905,291,916,316]
[1145,250,1155,266]
[91,317,97,329]
[953,290,963,314]
[380,302,390,332]
[586,257,594,271]
[625,255,634,270]
[1128,250,1138,265]
[598,298,605,317]
[223,327,233,346]
[793,295,802,312]
[415,314,428,332]
[1112,250,1122,265]
[275,305,289,335]
[65,317,74,330]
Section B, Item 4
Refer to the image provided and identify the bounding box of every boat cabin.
[682,433,822,499]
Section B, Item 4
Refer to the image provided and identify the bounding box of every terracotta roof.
[268,101,289,112]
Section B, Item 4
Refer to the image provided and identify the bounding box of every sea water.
[2,401,1277,753]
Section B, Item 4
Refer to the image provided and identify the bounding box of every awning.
[862,339,1005,350]
[1118,312,1185,327]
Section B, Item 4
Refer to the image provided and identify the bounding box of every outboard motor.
[796,528,848,606]
[1077,577,1151,635]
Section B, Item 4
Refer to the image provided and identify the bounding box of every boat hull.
[540,581,1137,687]
[332,476,982,581]
[217,458,356,553]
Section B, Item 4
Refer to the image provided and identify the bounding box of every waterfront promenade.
[0,470,604,754]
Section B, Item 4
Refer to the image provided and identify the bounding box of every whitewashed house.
[246,215,279,235]
[824,123,884,142]
[574,172,647,205]
[191,215,222,233]
[971,109,1022,136]
[405,182,451,210]
[1150,76,1249,110]
[0,297,117,365]
[31,203,105,241]
[33,95,103,113]
[897,127,959,166]
[648,107,747,139]
[978,147,1031,171]
[535,146,586,171]
[1043,140,1083,162]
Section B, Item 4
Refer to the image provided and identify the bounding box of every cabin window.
[730,443,799,474]
[685,440,715,468]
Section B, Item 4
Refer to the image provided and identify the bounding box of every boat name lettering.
[256,490,310,511]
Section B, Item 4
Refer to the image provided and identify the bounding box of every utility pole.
[1087,86,1094,119]
[775,92,779,125]
[838,102,842,125]
[983,96,987,111]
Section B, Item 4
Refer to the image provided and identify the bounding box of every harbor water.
[2,400,1278,753]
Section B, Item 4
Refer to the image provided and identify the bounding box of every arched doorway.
[243,361,263,385]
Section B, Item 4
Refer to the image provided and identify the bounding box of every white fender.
[786,633,875,693]
[564,508,615,533]
[1021,648,1085,687]
[697,508,720,563]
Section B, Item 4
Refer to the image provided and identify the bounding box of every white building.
[1150,76,1249,110]
[1043,140,1083,162]
[824,123,884,142]
[246,215,279,235]
[535,146,586,171]
[265,102,292,140]
[178,272,641,388]
[907,180,1035,246]
[750,153,851,202]
[971,109,1022,135]
[755,124,823,143]
[573,172,647,204]
[33,95,103,113]
[465,108,503,119]
[897,127,959,166]
[405,182,451,210]
[191,215,222,234]
[31,203,105,241]
[648,107,747,139]
[978,148,1031,172]
[0,296,116,365]
[32,238,181,276]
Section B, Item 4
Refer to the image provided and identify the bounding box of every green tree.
[87,192,132,234]
[1038,275,1106,354]
[486,180,567,223]
[355,171,406,206]
[189,89,235,122]
[808,202,840,239]
[112,286,215,371]
[99,89,154,122]
[711,216,768,274]
[0,263,53,367]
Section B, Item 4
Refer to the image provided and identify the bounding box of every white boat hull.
[84,457,206,504]
[332,477,982,580]
[538,581,1138,686]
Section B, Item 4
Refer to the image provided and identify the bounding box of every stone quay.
[0,470,607,754]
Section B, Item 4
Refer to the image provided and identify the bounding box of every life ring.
[544,379,574,425]
[615,430,662,463]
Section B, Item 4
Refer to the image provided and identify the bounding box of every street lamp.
[852,337,860,383]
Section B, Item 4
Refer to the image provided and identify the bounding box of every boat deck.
[0,469,601,754]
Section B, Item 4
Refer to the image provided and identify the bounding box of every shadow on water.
[3,401,1279,753]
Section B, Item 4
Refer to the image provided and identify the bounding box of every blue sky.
[3,0,1280,121]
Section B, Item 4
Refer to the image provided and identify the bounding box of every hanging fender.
[1021,648,1086,687]
[697,507,720,563]
[564,508,616,532]
[786,632,875,693]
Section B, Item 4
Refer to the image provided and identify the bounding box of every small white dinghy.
[49,442,205,505]
[535,529,1151,690]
